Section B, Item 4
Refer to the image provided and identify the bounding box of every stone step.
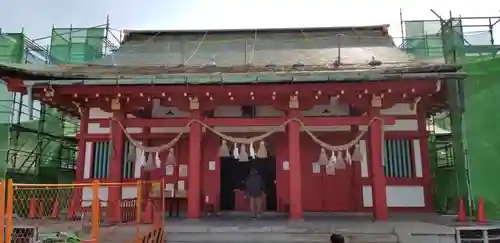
[165,232,399,242]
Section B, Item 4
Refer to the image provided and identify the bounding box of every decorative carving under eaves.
[111,98,121,111]
[371,95,382,108]
[289,95,299,109]
[189,96,199,110]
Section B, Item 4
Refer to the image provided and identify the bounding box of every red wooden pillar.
[76,107,89,181]
[350,125,363,211]
[108,110,125,223]
[141,127,151,211]
[417,106,433,210]
[187,110,202,219]
[288,109,303,219]
[369,108,389,220]
[73,107,88,214]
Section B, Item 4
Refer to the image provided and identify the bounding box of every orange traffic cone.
[476,197,486,223]
[28,198,37,218]
[142,200,153,224]
[38,200,45,218]
[51,199,60,218]
[456,197,467,222]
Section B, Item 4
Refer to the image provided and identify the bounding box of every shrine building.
[0,25,461,221]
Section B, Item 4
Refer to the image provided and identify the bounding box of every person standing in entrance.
[245,168,265,218]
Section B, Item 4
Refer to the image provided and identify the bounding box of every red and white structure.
[1,25,455,221]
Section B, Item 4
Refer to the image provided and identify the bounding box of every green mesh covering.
[427,58,500,218]
[0,33,24,63]
[85,28,105,60]
[0,82,12,179]
[3,92,77,181]
[401,18,500,217]
[0,83,12,124]
[403,20,466,59]
[50,29,71,64]
[461,57,500,219]
[0,29,82,181]
[50,28,105,64]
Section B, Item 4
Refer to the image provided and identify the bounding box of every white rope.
[183,31,208,65]
[110,116,384,154]
[122,31,162,54]
[247,30,258,64]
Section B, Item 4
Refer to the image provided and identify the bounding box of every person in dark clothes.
[245,168,265,218]
[330,233,345,243]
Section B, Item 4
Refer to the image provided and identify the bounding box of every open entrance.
[219,156,277,211]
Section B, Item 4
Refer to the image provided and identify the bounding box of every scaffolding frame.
[399,9,500,61]
[398,9,500,215]
[0,17,120,182]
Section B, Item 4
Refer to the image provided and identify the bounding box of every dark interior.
[219,156,277,211]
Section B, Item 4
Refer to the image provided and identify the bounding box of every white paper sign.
[209,161,216,171]
[282,161,289,171]
[165,183,175,197]
[165,165,174,176]
[179,164,188,177]
[177,180,185,191]
[312,163,321,174]
[326,164,336,175]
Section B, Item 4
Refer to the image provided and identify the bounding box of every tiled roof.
[94,26,410,68]
[0,26,464,84]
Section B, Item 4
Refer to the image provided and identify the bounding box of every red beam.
[3,77,26,93]
[88,116,397,128]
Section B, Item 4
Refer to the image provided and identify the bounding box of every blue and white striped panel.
[384,139,413,178]
[122,141,134,179]
[92,141,110,178]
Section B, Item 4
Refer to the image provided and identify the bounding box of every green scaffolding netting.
[403,19,499,64]
[50,28,105,64]
[403,20,466,59]
[461,57,500,218]
[0,82,12,178]
[0,27,107,181]
[0,81,79,180]
[0,33,24,63]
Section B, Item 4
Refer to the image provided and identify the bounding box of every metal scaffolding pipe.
[26,85,33,120]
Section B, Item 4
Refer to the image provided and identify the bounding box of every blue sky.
[1,0,499,43]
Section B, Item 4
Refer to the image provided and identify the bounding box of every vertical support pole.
[160,177,166,242]
[369,106,388,220]
[418,105,433,210]
[350,121,363,212]
[141,127,151,211]
[187,98,202,219]
[108,110,125,222]
[0,181,5,243]
[154,178,165,229]
[439,16,471,213]
[287,97,303,219]
[160,177,165,225]
[26,85,33,120]
[91,180,100,243]
[5,179,13,243]
[136,180,142,241]
[76,107,89,181]
[74,107,89,211]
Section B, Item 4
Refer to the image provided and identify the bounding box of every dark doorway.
[219,156,277,211]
